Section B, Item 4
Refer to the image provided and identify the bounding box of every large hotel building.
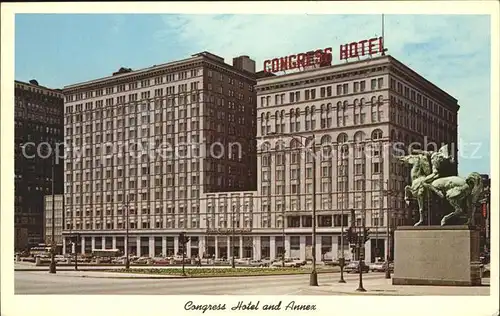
[61,51,458,263]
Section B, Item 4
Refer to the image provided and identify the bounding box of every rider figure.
[412,144,454,185]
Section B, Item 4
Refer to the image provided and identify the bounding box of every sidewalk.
[306,277,491,296]
[16,268,184,279]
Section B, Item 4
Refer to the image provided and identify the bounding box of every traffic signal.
[347,227,357,244]
[482,203,487,218]
[179,232,190,244]
[363,228,370,243]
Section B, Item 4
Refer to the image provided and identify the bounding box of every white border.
[1,2,499,316]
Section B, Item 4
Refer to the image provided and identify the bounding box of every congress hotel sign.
[263,36,386,73]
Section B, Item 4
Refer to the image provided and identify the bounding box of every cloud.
[156,14,490,174]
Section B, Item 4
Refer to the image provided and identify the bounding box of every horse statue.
[423,172,483,226]
[399,152,484,226]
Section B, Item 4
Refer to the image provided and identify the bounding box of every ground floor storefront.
[62,233,392,263]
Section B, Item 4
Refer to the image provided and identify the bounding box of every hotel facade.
[61,52,459,263]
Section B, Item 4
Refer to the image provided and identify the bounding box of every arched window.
[321,135,333,160]
[372,129,383,140]
[378,95,384,104]
[337,133,348,143]
[354,131,365,142]
[321,135,332,144]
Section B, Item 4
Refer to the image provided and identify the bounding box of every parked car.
[152,257,170,265]
[248,260,268,267]
[235,258,251,265]
[370,261,394,272]
[172,256,190,264]
[260,257,273,266]
[289,257,307,266]
[344,261,370,273]
[134,257,150,264]
[271,258,300,268]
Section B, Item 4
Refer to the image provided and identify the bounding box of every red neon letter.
[314,49,323,64]
[358,40,368,55]
[288,55,297,69]
[263,60,271,72]
[321,47,333,65]
[297,53,306,67]
[271,58,280,73]
[368,37,377,55]
[279,57,289,71]
[349,42,359,57]
[305,51,315,66]
[378,37,384,54]
[339,44,349,60]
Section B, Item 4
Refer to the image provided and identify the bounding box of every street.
[15,270,490,295]
[15,270,378,295]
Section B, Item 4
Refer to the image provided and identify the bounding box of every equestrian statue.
[399,144,483,226]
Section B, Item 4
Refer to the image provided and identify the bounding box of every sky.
[14,14,491,176]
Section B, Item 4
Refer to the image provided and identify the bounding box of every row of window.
[260,77,385,107]
[65,68,254,104]
[15,84,62,98]
[390,78,455,121]
[67,90,202,114]
[65,69,201,103]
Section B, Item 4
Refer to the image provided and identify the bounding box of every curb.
[79,275,183,279]
[15,268,112,272]
[20,270,342,279]
[98,270,341,279]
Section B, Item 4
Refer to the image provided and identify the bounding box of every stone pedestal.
[392,225,482,286]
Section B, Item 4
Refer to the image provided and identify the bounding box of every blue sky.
[15,14,491,175]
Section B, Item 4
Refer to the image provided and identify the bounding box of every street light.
[356,209,367,292]
[266,132,318,286]
[49,152,56,274]
[124,195,130,270]
[366,177,392,279]
[338,177,346,283]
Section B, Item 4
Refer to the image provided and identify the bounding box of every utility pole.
[279,149,285,268]
[231,196,235,269]
[310,134,318,286]
[49,152,56,274]
[338,169,346,283]
[384,174,391,279]
[356,207,367,292]
[125,195,130,270]
[74,233,79,271]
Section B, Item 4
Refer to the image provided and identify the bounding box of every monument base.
[392,225,482,286]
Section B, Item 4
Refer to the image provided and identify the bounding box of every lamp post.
[125,195,130,270]
[231,210,236,269]
[74,233,79,271]
[266,132,318,286]
[338,182,346,283]
[356,209,367,292]
[296,134,318,286]
[49,152,56,274]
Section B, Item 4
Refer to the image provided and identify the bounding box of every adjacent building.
[61,52,257,255]
[44,194,64,246]
[60,52,459,263]
[15,80,64,250]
